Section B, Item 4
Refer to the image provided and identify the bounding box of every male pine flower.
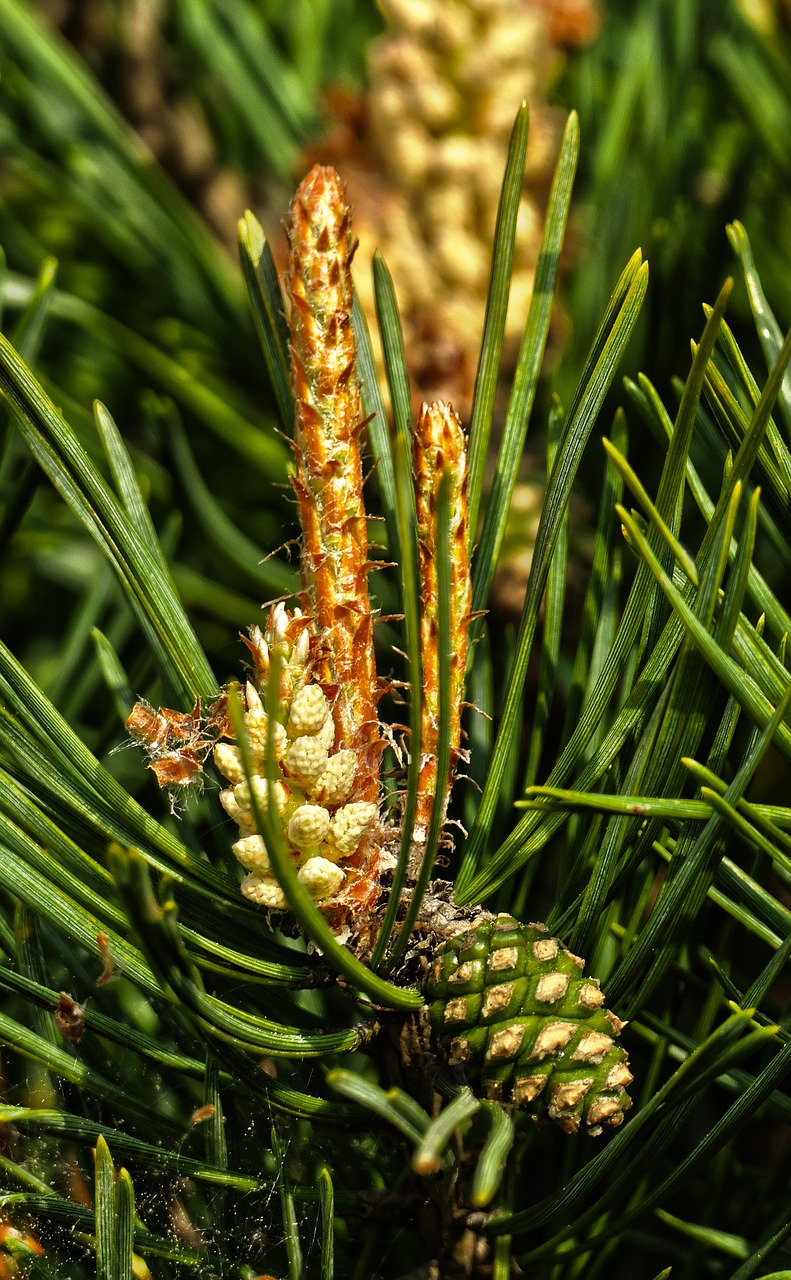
[212,604,380,929]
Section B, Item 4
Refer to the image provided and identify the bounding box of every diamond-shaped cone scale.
[423,915,632,1135]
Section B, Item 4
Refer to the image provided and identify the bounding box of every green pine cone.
[424,915,633,1135]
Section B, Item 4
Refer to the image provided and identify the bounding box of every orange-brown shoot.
[285,165,381,805]
[413,400,471,839]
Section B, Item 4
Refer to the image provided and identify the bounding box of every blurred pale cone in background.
[307,0,599,415]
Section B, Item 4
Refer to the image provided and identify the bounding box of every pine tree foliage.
[0,5,791,1279]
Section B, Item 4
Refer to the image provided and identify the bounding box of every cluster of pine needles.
[1,2,791,1278]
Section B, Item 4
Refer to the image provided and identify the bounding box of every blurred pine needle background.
[1,0,791,1277]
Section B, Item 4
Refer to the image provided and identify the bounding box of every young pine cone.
[423,915,632,1135]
